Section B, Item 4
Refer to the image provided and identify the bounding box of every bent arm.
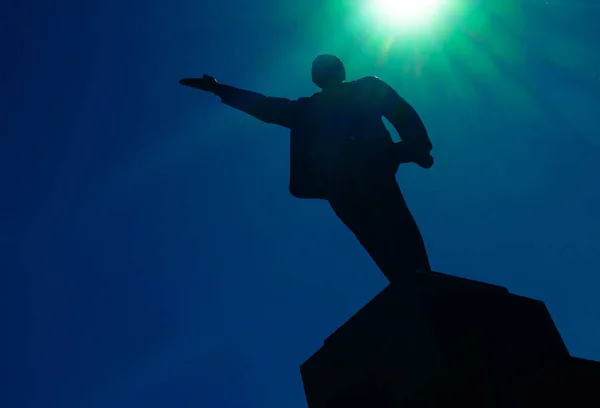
[214,84,297,128]
[371,77,432,151]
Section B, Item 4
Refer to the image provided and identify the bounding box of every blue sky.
[2,0,600,407]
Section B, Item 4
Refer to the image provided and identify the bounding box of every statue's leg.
[328,196,391,278]
[327,175,392,277]
[367,176,431,281]
[328,171,430,282]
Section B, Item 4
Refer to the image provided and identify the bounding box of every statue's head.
[312,54,346,90]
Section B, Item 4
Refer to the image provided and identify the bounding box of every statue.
[180,55,433,282]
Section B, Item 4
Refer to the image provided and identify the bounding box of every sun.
[367,0,445,28]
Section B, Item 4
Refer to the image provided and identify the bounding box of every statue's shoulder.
[358,75,389,89]
[357,75,383,83]
[354,75,388,90]
[344,76,390,102]
[294,96,314,111]
[297,96,314,103]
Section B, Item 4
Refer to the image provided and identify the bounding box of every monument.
[180,56,600,406]
[180,55,434,282]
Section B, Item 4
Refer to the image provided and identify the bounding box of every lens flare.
[368,0,445,27]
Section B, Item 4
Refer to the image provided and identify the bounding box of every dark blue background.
[2,1,599,407]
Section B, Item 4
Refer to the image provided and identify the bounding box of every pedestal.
[300,271,598,407]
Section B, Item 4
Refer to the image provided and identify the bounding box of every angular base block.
[513,357,600,407]
[300,271,574,408]
[404,356,600,407]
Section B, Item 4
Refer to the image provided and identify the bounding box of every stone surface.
[512,356,600,407]
[300,271,575,408]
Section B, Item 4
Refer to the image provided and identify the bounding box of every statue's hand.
[179,75,220,93]
[393,142,434,169]
[415,152,434,169]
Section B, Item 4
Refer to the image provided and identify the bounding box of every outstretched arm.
[180,76,297,128]
[215,85,297,128]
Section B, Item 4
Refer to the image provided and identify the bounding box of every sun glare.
[368,0,445,28]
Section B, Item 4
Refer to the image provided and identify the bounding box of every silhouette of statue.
[180,55,433,282]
